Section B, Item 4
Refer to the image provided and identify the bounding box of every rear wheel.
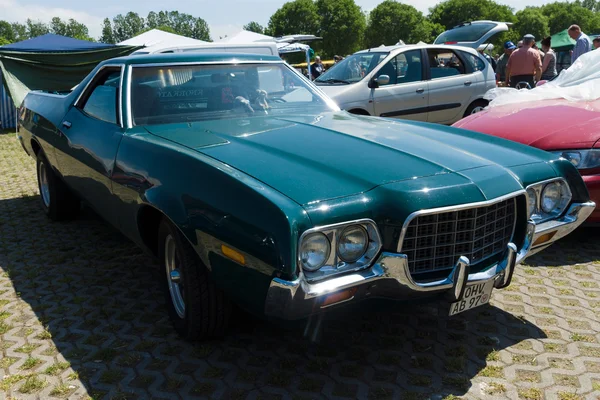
[463,100,488,117]
[158,219,231,340]
[36,153,79,221]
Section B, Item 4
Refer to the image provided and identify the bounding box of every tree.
[428,0,515,30]
[244,21,265,34]
[49,17,91,40]
[365,0,432,47]
[540,2,597,34]
[11,23,27,41]
[112,12,145,42]
[0,20,16,43]
[267,0,320,37]
[26,19,50,38]
[192,18,211,41]
[316,0,366,57]
[514,8,549,41]
[100,18,115,43]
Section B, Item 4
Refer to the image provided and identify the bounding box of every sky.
[1,0,556,41]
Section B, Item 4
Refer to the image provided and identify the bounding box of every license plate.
[449,280,494,316]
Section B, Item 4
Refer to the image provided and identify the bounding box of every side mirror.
[376,75,390,86]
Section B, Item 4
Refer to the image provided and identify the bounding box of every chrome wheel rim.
[470,106,485,114]
[165,234,185,318]
[39,161,51,208]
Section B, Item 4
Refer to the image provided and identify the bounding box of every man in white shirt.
[568,25,592,63]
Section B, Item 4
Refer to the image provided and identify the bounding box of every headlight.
[300,232,330,271]
[527,188,537,218]
[541,182,562,213]
[298,219,382,278]
[553,149,600,169]
[337,225,368,263]
[527,179,572,223]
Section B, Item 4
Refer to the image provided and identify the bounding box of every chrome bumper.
[264,201,594,320]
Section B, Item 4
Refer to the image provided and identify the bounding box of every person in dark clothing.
[310,56,325,80]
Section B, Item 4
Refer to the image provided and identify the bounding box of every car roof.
[104,52,282,66]
[355,44,479,55]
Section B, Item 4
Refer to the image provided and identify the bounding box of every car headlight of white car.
[526,179,572,222]
[553,149,600,170]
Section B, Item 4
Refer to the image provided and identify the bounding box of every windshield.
[131,63,331,126]
[434,22,497,44]
[315,52,389,84]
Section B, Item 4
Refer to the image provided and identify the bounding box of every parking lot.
[1,131,600,400]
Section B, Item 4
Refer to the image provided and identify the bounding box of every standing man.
[568,25,592,63]
[505,34,542,88]
[496,41,516,84]
[310,56,325,80]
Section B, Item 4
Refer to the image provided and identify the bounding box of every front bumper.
[265,201,595,320]
[582,174,600,223]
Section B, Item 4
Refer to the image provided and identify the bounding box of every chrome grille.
[400,198,517,274]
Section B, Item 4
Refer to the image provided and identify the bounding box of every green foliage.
[540,1,599,33]
[316,0,366,57]
[267,0,320,37]
[514,8,550,41]
[141,11,211,41]
[365,0,434,47]
[429,0,515,30]
[49,17,93,41]
[111,12,145,43]
[244,21,265,34]
[100,18,115,44]
[0,20,16,43]
[25,19,49,38]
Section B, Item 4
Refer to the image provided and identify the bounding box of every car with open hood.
[17,53,595,340]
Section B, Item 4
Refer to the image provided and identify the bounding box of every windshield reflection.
[315,52,389,84]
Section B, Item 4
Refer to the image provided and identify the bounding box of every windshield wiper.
[316,78,350,84]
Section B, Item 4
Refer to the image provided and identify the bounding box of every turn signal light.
[221,245,246,265]
[321,287,358,308]
[532,231,557,247]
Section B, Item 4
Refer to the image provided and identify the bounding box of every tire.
[36,152,80,221]
[158,219,231,340]
[463,100,488,117]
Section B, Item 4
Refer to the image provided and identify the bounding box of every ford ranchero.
[17,53,595,339]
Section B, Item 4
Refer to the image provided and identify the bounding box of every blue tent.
[0,33,115,52]
[0,34,139,129]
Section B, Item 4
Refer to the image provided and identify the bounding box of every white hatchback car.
[315,44,495,125]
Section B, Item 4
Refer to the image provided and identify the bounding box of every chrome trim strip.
[130,60,284,68]
[396,189,525,253]
[73,64,126,129]
[126,65,133,129]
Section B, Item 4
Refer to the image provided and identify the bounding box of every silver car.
[315,44,496,125]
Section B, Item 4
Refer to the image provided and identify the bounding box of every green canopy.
[0,34,140,107]
[536,29,576,52]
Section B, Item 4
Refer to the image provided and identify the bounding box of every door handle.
[464,81,472,86]
[62,120,72,129]
[416,88,425,93]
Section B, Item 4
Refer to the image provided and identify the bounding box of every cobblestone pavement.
[1,132,600,400]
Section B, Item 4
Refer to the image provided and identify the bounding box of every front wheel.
[463,100,488,117]
[158,219,231,340]
[36,153,79,221]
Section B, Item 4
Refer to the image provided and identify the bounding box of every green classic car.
[17,53,595,340]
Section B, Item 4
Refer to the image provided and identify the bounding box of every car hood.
[145,112,552,205]
[316,84,358,102]
[454,99,600,149]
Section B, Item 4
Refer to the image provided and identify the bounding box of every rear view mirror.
[376,75,390,85]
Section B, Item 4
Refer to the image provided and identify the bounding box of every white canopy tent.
[217,30,275,44]
[118,29,208,48]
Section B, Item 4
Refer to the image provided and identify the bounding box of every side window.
[460,51,486,72]
[376,49,422,86]
[427,49,466,79]
[79,69,121,125]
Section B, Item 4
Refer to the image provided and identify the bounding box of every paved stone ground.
[1,132,600,400]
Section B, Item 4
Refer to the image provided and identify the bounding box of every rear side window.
[79,68,121,125]
[434,22,496,44]
[426,49,466,78]
[460,51,486,72]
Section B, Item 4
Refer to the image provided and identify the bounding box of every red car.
[453,99,600,224]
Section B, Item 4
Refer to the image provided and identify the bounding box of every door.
[425,48,479,124]
[54,65,125,225]
[371,49,429,121]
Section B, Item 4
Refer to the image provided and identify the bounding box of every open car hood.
[434,21,511,49]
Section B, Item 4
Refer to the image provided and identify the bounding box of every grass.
[479,365,503,378]
[20,357,42,370]
[44,361,70,375]
[50,383,75,397]
[15,343,40,353]
[485,382,506,395]
[486,350,500,361]
[19,374,47,393]
[0,374,28,391]
[518,388,543,400]
[557,393,583,400]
